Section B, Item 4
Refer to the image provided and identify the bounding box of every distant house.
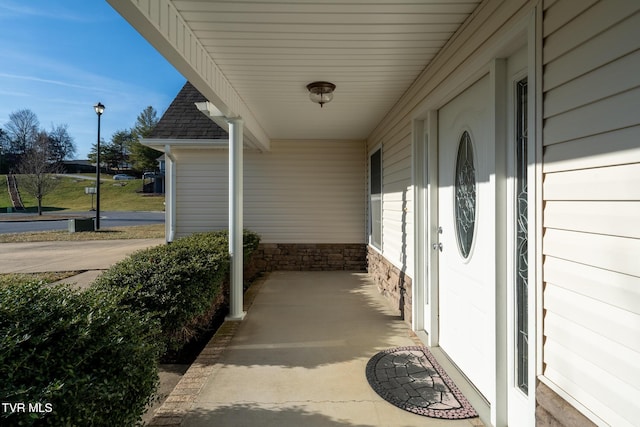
[120,1,640,426]
[156,154,165,175]
[140,154,166,193]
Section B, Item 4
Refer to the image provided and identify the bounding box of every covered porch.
[104,1,640,425]
[107,0,484,324]
[148,271,484,426]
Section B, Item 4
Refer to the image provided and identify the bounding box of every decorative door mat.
[366,346,478,419]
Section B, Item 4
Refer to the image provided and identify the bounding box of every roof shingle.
[150,82,228,140]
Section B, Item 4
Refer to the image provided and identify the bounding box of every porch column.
[227,117,246,321]
[164,145,176,243]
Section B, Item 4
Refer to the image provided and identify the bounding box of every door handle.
[433,226,443,251]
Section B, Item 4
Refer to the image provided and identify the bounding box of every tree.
[2,110,77,170]
[0,128,8,173]
[133,106,159,139]
[17,132,64,215]
[110,129,134,171]
[4,109,39,160]
[87,130,133,173]
[87,138,109,172]
[129,106,161,172]
[47,124,76,163]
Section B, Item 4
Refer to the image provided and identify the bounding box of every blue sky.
[0,0,186,158]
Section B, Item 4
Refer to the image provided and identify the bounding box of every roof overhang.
[107,0,270,151]
[107,0,481,145]
[142,138,231,151]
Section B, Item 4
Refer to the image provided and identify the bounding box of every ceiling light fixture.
[306,81,336,108]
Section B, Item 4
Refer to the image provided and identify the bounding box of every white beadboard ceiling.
[108,0,481,146]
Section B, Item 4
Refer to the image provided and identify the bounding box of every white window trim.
[368,145,383,251]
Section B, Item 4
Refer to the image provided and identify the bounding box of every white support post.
[164,145,176,243]
[226,117,246,321]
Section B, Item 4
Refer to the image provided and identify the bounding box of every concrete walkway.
[151,271,484,427]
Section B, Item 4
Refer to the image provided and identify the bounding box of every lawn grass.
[2,174,165,212]
[0,271,83,287]
[0,175,166,283]
[0,177,9,210]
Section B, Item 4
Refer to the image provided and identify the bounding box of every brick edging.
[147,275,267,426]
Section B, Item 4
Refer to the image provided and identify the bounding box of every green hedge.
[93,229,261,352]
[0,229,261,425]
[0,282,162,426]
[240,229,261,258]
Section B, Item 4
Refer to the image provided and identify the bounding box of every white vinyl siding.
[173,140,365,243]
[541,1,640,426]
[367,124,414,275]
[366,0,531,280]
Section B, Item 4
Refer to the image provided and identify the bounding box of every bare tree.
[5,109,39,157]
[3,110,77,170]
[16,132,63,215]
[0,128,8,173]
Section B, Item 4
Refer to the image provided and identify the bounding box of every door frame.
[411,8,540,427]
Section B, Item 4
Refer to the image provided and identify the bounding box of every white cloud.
[0,1,90,22]
[0,72,101,92]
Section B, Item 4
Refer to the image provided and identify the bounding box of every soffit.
[116,0,481,141]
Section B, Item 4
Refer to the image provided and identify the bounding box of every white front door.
[437,74,494,402]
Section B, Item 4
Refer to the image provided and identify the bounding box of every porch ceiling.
[107,0,481,148]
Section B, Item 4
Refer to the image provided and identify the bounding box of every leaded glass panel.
[454,131,476,259]
[515,78,529,394]
[370,149,382,249]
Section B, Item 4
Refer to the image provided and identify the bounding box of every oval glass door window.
[454,131,476,258]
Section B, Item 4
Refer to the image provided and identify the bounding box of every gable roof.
[150,81,228,140]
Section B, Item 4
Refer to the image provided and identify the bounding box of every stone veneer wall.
[367,246,412,324]
[246,243,367,273]
[536,382,596,427]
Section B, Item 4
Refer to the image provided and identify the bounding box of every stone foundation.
[536,381,596,427]
[247,243,367,273]
[367,246,412,324]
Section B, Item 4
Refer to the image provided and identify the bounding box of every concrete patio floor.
[150,271,484,427]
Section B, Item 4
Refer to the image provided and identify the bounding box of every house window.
[454,131,476,259]
[369,148,382,249]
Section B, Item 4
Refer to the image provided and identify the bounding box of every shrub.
[242,229,261,258]
[93,240,228,351]
[0,282,162,426]
[93,229,261,352]
[172,229,260,260]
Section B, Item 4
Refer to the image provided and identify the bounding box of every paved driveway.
[0,239,165,273]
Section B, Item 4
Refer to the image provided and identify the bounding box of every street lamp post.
[94,102,105,230]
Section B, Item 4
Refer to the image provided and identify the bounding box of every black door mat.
[366,346,478,419]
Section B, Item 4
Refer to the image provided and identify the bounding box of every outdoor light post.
[94,102,105,230]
